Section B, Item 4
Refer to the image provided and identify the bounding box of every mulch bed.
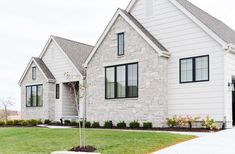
[69,145,96,152]
[97,127,222,132]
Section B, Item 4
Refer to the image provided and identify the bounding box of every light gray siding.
[130,0,225,121]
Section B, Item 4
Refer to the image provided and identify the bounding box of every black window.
[180,55,209,83]
[26,85,43,107]
[56,84,60,99]
[32,66,36,80]
[105,63,138,99]
[117,33,124,56]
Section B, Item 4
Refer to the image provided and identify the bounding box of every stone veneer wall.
[21,62,55,120]
[86,16,168,127]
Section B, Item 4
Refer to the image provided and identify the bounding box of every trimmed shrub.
[0,121,5,126]
[92,122,100,128]
[85,121,91,128]
[143,122,152,129]
[70,121,78,126]
[129,121,140,129]
[104,121,113,128]
[6,120,14,126]
[117,121,126,129]
[64,120,71,126]
[28,119,38,126]
[44,119,51,124]
[22,120,29,126]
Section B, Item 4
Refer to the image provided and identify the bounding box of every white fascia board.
[126,0,137,12]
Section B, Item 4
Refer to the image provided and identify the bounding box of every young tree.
[0,97,15,121]
[64,72,86,147]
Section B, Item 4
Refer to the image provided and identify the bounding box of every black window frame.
[117,32,125,56]
[32,66,36,80]
[26,84,43,107]
[105,63,138,99]
[56,84,60,99]
[179,55,209,84]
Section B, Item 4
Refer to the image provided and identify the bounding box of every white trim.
[126,0,227,47]
[103,59,139,67]
[126,0,137,12]
[39,36,84,78]
[84,9,169,67]
[18,58,56,85]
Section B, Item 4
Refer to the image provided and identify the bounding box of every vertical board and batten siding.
[62,84,77,116]
[130,0,225,120]
[42,40,80,119]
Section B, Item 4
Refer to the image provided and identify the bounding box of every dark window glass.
[32,67,36,80]
[106,67,115,98]
[127,64,138,97]
[118,33,124,56]
[105,63,138,99]
[116,65,126,98]
[26,85,43,107]
[56,84,60,99]
[180,55,209,83]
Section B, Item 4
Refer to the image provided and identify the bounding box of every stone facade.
[86,16,168,127]
[21,61,55,120]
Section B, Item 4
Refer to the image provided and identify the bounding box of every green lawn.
[0,128,194,154]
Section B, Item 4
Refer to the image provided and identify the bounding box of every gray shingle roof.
[176,0,235,44]
[52,36,94,76]
[33,57,55,80]
[121,9,168,51]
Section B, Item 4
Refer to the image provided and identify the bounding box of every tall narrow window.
[105,63,138,99]
[32,66,36,80]
[180,59,193,83]
[56,84,60,99]
[26,85,43,107]
[180,55,209,83]
[106,67,115,99]
[116,65,126,98]
[117,33,124,56]
[127,64,138,97]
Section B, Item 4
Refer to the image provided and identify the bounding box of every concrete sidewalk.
[152,128,235,154]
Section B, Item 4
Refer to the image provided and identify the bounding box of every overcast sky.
[0,0,234,110]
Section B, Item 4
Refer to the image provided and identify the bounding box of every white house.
[18,36,93,121]
[20,0,235,128]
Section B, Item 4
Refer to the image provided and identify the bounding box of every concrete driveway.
[152,128,235,154]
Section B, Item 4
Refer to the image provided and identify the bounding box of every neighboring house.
[20,0,235,128]
[18,36,93,121]
[84,0,235,128]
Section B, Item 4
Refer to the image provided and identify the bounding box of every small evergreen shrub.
[64,120,71,126]
[166,116,177,128]
[44,119,51,124]
[92,122,100,128]
[0,121,5,126]
[22,120,29,126]
[28,119,38,126]
[6,120,14,126]
[129,121,140,129]
[85,121,91,128]
[104,121,113,128]
[13,120,22,126]
[143,122,152,129]
[117,121,126,129]
[70,121,77,126]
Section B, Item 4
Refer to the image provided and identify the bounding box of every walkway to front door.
[152,128,235,154]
